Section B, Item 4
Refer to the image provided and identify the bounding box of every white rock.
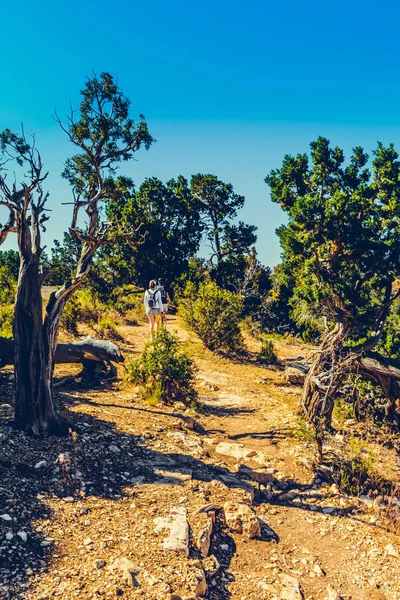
[154,506,189,556]
[385,544,399,558]
[223,502,261,538]
[325,584,342,600]
[34,460,47,469]
[63,496,74,503]
[280,574,303,600]
[0,514,12,522]
[186,559,207,597]
[84,537,94,546]
[17,531,27,543]
[5,532,13,540]
[197,513,214,557]
[215,441,256,461]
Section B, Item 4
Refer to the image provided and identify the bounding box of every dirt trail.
[0,316,399,600]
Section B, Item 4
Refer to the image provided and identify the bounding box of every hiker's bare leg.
[148,314,156,340]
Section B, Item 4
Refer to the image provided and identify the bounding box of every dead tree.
[0,73,153,435]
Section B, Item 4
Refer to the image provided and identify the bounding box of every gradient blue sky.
[1,0,400,266]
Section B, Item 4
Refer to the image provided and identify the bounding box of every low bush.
[60,295,81,335]
[97,316,122,340]
[259,335,277,364]
[0,304,13,338]
[180,281,244,354]
[0,266,16,338]
[334,438,379,496]
[126,328,198,404]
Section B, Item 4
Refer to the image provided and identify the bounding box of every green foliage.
[97,316,122,340]
[336,438,378,496]
[333,397,355,426]
[60,294,80,335]
[190,174,259,290]
[266,137,400,346]
[0,265,16,305]
[103,175,203,288]
[0,304,13,338]
[62,72,153,198]
[180,281,244,354]
[126,328,198,404]
[0,265,16,338]
[0,250,19,280]
[259,335,277,364]
[60,289,105,334]
[378,296,400,358]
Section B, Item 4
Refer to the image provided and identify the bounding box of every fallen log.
[0,337,124,374]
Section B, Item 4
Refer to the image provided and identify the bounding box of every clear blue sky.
[1,0,400,266]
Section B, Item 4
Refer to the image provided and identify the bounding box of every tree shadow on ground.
[0,383,269,600]
[0,379,394,600]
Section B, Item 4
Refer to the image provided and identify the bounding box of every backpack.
[147,290,157,309]
[159,286,167,303]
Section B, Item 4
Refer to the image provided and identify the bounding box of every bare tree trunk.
[13,251,67,436]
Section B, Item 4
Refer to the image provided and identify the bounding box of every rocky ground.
[0,316,400,600]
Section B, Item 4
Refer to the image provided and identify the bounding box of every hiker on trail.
[144,280,163,339]
[157,279,171,325]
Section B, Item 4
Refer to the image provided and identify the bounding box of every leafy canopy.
[266,137,400,340]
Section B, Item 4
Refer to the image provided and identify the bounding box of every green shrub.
[126,328,198,404]
[0,266,16,338]
[0,266,16,305]
[97,316,122,340]
[60,289,106,335]
[0,304,13,338]
[335,438,379,495]
[60,294,80,335]
[180,281,244,354]
[259,335,277,364]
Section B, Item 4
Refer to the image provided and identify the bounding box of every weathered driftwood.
[0,337,124,374]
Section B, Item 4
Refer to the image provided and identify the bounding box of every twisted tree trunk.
[302,323,353,427]
[13,219,66,435]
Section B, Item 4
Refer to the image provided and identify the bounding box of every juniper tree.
[266,137,400,429]
[0,72,153,435]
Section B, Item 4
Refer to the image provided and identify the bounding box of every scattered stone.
[154,468,192,485]
[215,441,256,461]
[17,531,27,542]
[202,555,220,578]
[223,502,261,538]
[195,503,222,515]
[167,432,205,456]
[34,460,47,469]
[0,514,12,521]
[80,505,90,515]
[280,573,303,599]
[313,563,325,576]
[325,584,342,600]
[5,532,13,540]
[186,559,207,597]
[284,367,305,385]
[196,512,214,557]
[93,559,106,569]
[63,496,74,503]
[238,464,275,486]
[154,506,189,556]
[84,537,94,546]
[385,544,399,558]
[108,557,140,588]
